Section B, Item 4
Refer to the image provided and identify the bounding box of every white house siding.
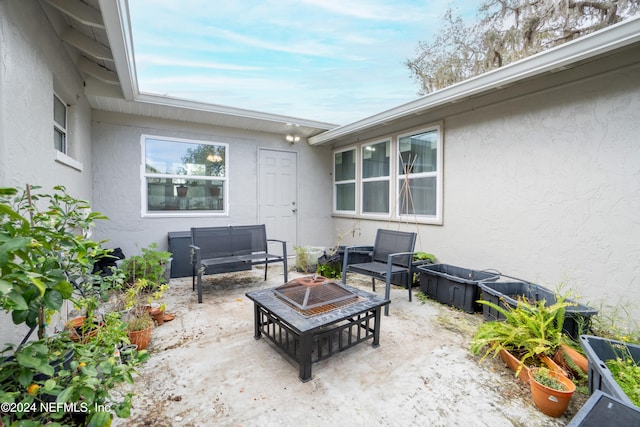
[335,62,640,324]
[90,111,334,258]
[0,1,95,346]
[0,0,93,198]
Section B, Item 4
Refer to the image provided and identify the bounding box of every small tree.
[0,185,110,338]
[407,0,640,94]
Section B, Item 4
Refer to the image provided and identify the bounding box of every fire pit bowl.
[273,275,358,314]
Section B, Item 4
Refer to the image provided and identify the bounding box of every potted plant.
[121,278,163,348]
[529,367,576,417]
[66,289,104,343]
[294,245,324,273]
[471,294,573,381]
[126,312,154,351]
[120,242,173,286]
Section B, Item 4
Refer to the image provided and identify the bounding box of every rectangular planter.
[580,335,640,408]
[418,264,499,313]
[167,231,192,278]
[478,281,598,339]
[567,390,640,427]
[391,259,433,288]
[337,246,373,265]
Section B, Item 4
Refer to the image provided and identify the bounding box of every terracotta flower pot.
[128,325,152,351]
[176,185,188,197]
[208,186,220,197]
[553,343,588,376]
[529,368,576,417]
[499,348,566,383]
[149,307,165,326]
[65,316,103,343]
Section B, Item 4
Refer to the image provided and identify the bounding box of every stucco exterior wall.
[335,64,640,324]
[91,112,334,257]
[0,0,93,199]
[0,0,94,346]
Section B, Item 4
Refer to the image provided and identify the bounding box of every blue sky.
[128,0,478,125]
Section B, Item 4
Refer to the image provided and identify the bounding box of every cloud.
[134,54,264,71]
[299,0,426,22]
[128,0,481,124]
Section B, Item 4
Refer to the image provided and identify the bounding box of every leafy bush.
[120,243,172,287]
[470,293,572,376]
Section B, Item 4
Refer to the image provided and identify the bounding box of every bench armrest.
[189,244,201,266]
[266,238,288,259]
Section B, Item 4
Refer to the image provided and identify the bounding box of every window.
[142,135,228,215]
[334,148,356,213]
[332,124,442,224]
[397,127,441,220]
[361,140,390,214]
[53,94,67,153]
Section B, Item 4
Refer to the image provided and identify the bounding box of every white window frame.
[333,147,357,214]
[141,134,229,218]
[396,124,443,224]
[360,139,391,217]
[331,123,443,224]
[53,93,67,154]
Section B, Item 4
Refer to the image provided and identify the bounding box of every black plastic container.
[580,335,640,408]
[567,390,640,427]
[418,264,499,313]
[478,281,598,339]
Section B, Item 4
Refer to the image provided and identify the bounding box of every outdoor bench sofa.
[190,225,288,303]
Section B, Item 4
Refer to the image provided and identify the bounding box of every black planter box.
[418,264,499,313]
[168,231,192,278]
[478,281,598,339]
[337,246,373,265]
[567,390,640,427]
[580,335,640,408]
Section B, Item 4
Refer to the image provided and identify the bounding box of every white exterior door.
[258,149,297,254]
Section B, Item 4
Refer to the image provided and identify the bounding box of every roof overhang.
[309,16,640,146]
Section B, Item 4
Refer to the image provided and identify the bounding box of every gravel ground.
[111,267,587,426]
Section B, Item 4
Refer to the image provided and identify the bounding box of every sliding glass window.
[142,135,227,216]
[397,127,440,219]
[334,148,356,213]
[361,140,390,215]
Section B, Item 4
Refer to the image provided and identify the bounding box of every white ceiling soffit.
[43,0,120,87]
[308,16,640,146]
[92,0,336,137]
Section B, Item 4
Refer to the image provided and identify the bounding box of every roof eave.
[98,0,137,100]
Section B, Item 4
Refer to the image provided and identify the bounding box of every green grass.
[606,356,640,407]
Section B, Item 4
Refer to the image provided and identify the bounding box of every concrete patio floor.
[112,267,587,426]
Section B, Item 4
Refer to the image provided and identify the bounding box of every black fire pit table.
[245,276,390,382]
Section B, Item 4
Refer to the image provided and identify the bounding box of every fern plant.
[470,293,573,376]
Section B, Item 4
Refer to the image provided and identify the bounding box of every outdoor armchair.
[341,229,417,315]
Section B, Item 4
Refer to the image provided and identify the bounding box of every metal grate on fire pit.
[273,276,360,317]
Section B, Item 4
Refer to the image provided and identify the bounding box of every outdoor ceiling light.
[286,134,300,143]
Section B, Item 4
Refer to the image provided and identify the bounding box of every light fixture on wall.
[285,134,300,144]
